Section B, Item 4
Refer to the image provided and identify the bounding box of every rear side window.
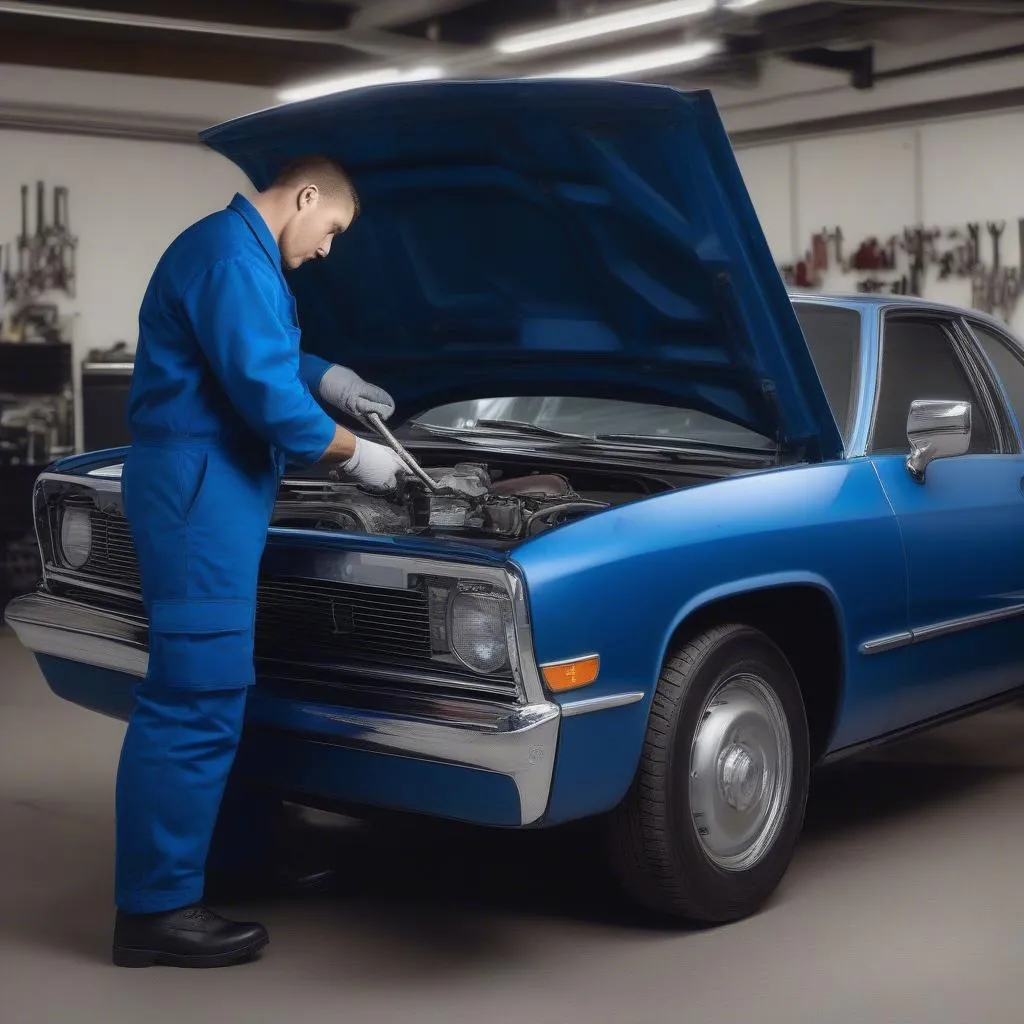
[792,302,861,443]
[969,320,1024,431]
[871,318,995,455]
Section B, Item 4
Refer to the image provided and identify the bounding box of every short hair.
[271,155,360,218]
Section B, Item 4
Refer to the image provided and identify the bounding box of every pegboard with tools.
[1,181,78,305]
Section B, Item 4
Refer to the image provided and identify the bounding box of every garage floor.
[2,629,1022,1024]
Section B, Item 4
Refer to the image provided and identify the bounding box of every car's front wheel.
[606,623,810,923]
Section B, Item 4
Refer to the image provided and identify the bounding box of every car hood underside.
[201,80,843,461]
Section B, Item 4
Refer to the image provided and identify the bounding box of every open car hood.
[201,80,842,460]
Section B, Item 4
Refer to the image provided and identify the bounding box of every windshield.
[413,396,775,450]
[409,301,862,452]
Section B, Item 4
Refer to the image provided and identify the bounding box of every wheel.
[606,623,810,923]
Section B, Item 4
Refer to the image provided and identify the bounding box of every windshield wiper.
[596,432,765,449]
[594,434,774,460]
[473,419,592,441]
[405,419,590,442]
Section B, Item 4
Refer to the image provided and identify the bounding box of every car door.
[867,307,1024,730]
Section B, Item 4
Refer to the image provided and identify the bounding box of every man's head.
[256,155,359,270]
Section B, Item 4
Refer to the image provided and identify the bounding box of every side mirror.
[906,399,971,482]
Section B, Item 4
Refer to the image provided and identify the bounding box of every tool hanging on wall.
[2,181,77,306]
[987,221,1006,271]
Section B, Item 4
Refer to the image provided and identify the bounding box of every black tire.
[606,623,810,924]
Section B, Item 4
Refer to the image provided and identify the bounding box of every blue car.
[8,80,1024,925]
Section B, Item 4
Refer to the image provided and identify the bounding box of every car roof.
[787,290,1012,330]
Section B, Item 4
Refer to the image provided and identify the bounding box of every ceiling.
[1,0,1023,98]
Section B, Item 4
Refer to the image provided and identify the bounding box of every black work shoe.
[112,904,269,968]
[204,864,338,905]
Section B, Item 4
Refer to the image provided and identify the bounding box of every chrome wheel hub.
[719,743,763,813]
[689,674,793,872]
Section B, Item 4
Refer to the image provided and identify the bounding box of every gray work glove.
[319,365,395,424]
[342,436,408,492]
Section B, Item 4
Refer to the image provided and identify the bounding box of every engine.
[273,462,612,542]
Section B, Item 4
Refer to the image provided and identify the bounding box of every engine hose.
[526,500,607,536]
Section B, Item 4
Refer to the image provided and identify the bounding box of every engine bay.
[273,458,674,544]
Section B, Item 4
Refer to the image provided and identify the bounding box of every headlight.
[60,506,93,568]
[448,586,514,675]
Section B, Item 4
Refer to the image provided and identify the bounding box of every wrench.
[365,412,441,493]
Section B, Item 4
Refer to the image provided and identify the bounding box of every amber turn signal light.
[542,655,600,693]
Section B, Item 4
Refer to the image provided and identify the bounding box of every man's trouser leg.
[114,680,249,914]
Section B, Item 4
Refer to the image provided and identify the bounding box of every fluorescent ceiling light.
[495,0,715,55]
[278,65,444,103]
[532,38,722,79]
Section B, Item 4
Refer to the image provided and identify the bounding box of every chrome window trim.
[963,316,1024,450]
[859,601,1024,655]
[867,307,1004,456]
[949,316,1017,454]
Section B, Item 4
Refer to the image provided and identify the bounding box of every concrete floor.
[2,630,1023,1024]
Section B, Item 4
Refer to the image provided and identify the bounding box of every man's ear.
[298,184,319,209]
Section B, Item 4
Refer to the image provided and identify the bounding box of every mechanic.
[111,156,406,969]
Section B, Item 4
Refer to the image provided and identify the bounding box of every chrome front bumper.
[4,591,562,825]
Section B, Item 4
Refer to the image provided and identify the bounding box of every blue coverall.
[116,193,339,914]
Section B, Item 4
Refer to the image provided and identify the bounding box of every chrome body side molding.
[860,602,1024,655]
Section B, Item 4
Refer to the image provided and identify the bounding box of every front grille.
[255,576,433,664]
[53,507,518,704]
[82,510,140,588]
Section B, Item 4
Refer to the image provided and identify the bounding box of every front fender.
[511,458,905,825]
[659,570,846,670]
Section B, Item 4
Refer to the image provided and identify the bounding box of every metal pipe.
[0,1,349,42]
[836,0,1024,12]
[0,1,459,57]
[349,0,480,30]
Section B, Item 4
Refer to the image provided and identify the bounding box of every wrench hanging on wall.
[2,181,77,304]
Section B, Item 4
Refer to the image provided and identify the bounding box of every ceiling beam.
[348,0,483,30]
[0,0,467,59]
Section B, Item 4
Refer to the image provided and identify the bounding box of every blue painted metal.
[870,452,1024,729]
[46,446,131,476]
[200,80,843,460]
[514,457,910,810]
[37,653,136,721]
[234,731,522,828]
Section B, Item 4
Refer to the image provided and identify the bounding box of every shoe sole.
[111,936,269,969]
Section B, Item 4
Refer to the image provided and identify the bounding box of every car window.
[969,320,1024,432]
[792,302,860,443]
[870,318,996,455]
[414,396,774,449]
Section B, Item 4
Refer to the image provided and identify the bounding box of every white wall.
[0,130,249,442]
[735,108,1024,334]
[0,66,271,447]
[0,63,274,125]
